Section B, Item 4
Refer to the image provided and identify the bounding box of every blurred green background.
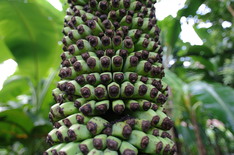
[0,0,233,154]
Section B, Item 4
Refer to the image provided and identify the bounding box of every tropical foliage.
[0,0,233,154]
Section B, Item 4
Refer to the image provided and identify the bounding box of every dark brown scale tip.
[110,11,117,20]
[79,144,89,154]
[151,115,160,126]
[75,75,85,85]
[109,85,120,97]
[56,131,63,142]
[152,80,162,90]
[67,21,75,29]
[81,87,91,98]
[61,60,71,67]
[65,83,75,94]
[157,94,167,104]
[140,76,148,83]
[128,10,134,16]
[123,0,130,8]
[58,151,67,155]
[113,56,123,67]
[147,0,153,7]
[137,12,144,18]
[81,53,90,62]
[68,31,74,40]
[161,117,174,130]
[106,49,115,57]
[122,26,129,35]
[62,38,68,46]
[73,61,82,71]
[76,115,84,124]
[143,101,152,110]
[63,118,72,127]
[161,132,172,139]
[81,14,87,22]
[67,94,75,101]
[100,14,107,21]
[156,142,163,154]
[60,53,66,61]
[94,87,105,99]
[163,144,171,154]
[119,49,128,58]
[130,56,139,67]
[95,104,108,114]
[86,20,96,29]
[144,62,152,72]
[53,122,61,128]
[76,40,84,50]
[151,104,159,111]
[152,129,160,136]
[74,100,81,108]
[51,149,59,155]
[101,36,111,46]
[46,135,54,145]
[170,145,177,155]
[57,82,67,91]
[130,102,140,111]
[68,45,75,54]
[106,29,114,38]
[122,125,132,138]
[43,152,49,155]
[87,121,97,135]
[142,7,148,15]
[102,126,112,136]
[100,74,111,83]
[139,85,147,96]
[126,15,132,24]
[90,0,97,8]
[150,88,158,98]
[101,56,111,68]
[129,73,138,83]
[95,11,101,17]
[151,67,162,76]
[99,1,108,10]
[114,73,124,83]
[126,119,136,127]
[58,107,65,116]
[143,39,149,48]
[59,68,67,78]
[77,25,85,34]
[123,149,136,155]
[113,21,120,29]
[116,30,124,38]
[114,104,125,114]
[119,9,126,17]
[88,36,99,47]
[86,74,96,85]
[135,1,142,10]
[141,136,149,149]
[103,19,112,29]
[142,120,151,132]
[124,84,134,96]
[134,29,142,39]
[107,139,118,150]
[87,57,97,69]
[96,50,105,58]
[113,36,122,46]
[70,57,77,64]
[93,138,103,150]
[137,17,143,26]
[158,47,163,54]
[80,104,92,115]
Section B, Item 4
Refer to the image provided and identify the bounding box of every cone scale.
[45,0,176,154]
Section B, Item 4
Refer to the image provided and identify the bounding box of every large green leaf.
[0,0,63,83]
[0,76,31,103]
[185,45,214,57]
[0,109,34,135]
[190,82,234,132]
[0,40,14,62]
[178,0,205,17]
[158,16,181,50]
